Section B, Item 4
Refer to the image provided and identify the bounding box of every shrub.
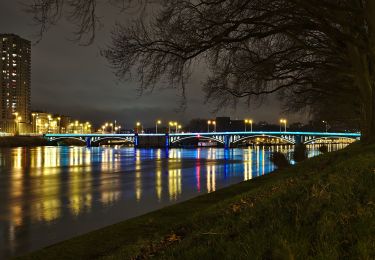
[293,144,308,162]
[270,152,290,169]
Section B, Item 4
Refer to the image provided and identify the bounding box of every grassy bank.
[0,136,49,147]
[20,143,375,259]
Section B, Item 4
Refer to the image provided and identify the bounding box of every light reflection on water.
[0,144,349,258]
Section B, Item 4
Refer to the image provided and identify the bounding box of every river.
[0,144,348,258]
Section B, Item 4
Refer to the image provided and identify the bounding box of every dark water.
[0,144,349,258]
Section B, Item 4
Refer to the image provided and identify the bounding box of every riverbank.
[0,136,49,147]
[19,142,375,259]
[0,136,87,147]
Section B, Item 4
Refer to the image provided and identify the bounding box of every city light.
[136,122,142,133]
[212,121,216,132]
[280,119,287,132]
[244,119,253,132]
[156,120,162,133]
[207,120,212,132]
[169,121,174,133]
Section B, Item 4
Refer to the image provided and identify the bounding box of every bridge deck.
[45,131,361,138]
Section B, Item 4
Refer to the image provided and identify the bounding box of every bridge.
[44,131,361,148]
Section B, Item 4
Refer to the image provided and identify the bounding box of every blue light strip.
[167,131,361,137]
[45,131,361,138]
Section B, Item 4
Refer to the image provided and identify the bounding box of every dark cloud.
[0,2,307,128]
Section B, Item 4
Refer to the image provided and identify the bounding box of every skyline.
[0,2,308,128]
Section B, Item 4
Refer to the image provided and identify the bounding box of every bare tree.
[26,0,375,143]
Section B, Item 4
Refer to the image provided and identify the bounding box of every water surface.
[0,144,348,258]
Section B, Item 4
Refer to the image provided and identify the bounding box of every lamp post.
[212,121,216,132]
[244,119,252,132]
[207,120,211,132]
[13,112,18,134]
[31,113,36,133]
[16,116,22,134]
[280,119,287,132]
[169,121,173,133]
[47,115,52,134]
[178,124,182,133]
[322,120,328,132]
[57,117,61,134]
[136,122,141,133]
[174,122,178,133]
[156,120,161,133]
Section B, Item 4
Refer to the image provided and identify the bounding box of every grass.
[19,143,375,259]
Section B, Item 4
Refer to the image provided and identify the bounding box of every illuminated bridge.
[44,131,361,148]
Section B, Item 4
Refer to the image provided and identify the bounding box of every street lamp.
[47,115,52,134]
[136,122,141,133]
[178,124,182,133]
[57,117,61,133]
[322,120,329,132]
[174,122,178,133]
[207,120,212,132]
[212,121,216,132]
[13,112,19,134]
[156,120,162,133]
[280,119,287,132]
[244,119,253,132]
[16,116,22,134]
[31,113,36,133]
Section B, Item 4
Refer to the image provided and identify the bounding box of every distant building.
[32,111,91,134]
[32,112,55,134]
[0,34,31,133]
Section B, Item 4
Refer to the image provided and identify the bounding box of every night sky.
[0,2,307,128]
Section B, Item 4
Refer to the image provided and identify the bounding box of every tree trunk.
[362,2,375,143]
[361,90,375,143]
[346,40,375,144]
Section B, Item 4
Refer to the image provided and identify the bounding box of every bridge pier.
[295,135,303,145]
[165,133,170,148]
[224,135,231,149]
[85,137,92,147]
[134,134,139,148]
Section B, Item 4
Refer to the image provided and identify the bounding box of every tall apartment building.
[0,34,31,133]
